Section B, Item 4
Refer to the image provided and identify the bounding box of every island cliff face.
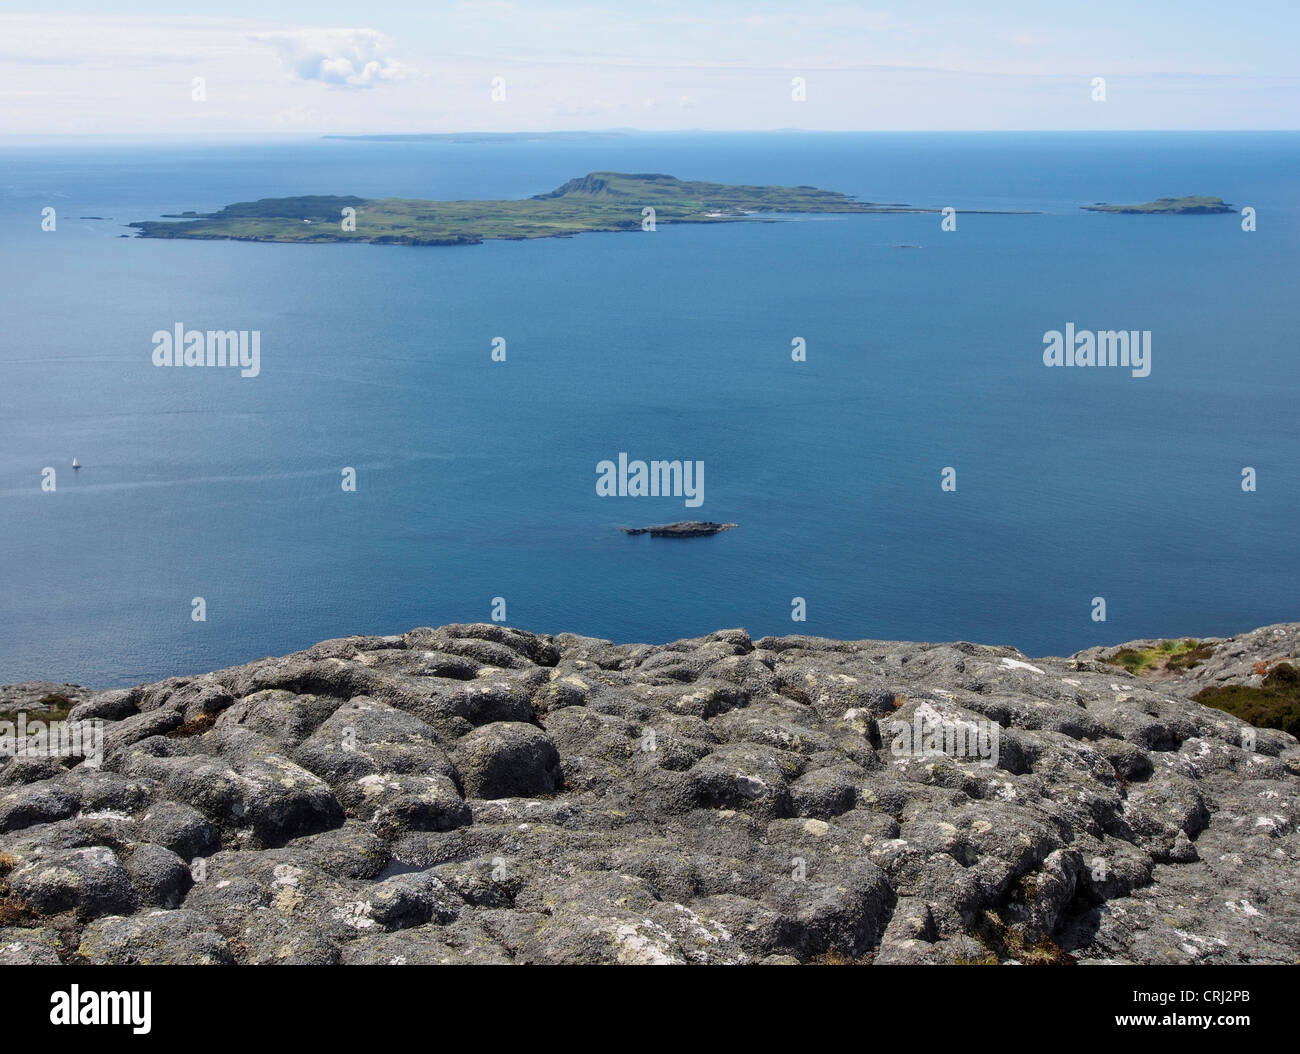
[2,622,1297,965]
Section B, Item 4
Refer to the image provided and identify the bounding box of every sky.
[2,0,1297,134]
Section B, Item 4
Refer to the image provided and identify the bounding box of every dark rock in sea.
[621,521,738,537]
[2,621,1297,964]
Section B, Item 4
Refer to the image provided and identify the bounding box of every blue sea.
[1,131,1297,688]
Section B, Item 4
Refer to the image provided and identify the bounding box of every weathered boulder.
[451,722,562,799]
[77,910,234,965]
[8,845,137,917]
[0,926,63,965]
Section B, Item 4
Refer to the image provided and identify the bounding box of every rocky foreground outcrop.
[2,622,1298,965]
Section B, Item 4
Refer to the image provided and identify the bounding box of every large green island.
[1082,195,1234,214]
[128,171,1026,246]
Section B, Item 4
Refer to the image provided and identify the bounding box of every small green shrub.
[1194,663,1300,737]
[1105,639,1211,675]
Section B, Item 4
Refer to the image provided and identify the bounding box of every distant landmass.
[323,131,625,143]
[1083,195,1234,214]
[127,172,1032,246]
[621,521,738,537]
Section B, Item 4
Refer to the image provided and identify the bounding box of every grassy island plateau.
[128,171,1033,246]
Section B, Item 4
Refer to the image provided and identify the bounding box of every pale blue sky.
[4,1,1297,132]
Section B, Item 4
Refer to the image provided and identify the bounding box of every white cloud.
[252,28,408,89]
[0,8,1294,133]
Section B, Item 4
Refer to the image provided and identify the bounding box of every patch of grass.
[954,950,1001,965]
[0,854,41,929]
[812,949,870,965]
[973,910,1076,965]
[1166,641,1215,671]
[1107,648,1149,674]
[1005,933,1075,965]
[167,713,216,738]
[1104,639,1212,675]
[0,897,41,928]
[0,693,76,725]
[1194,663,1300,737]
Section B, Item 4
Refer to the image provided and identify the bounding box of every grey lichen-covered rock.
[0,781,80,833]
[105,734,343,848]
[118,841,192,908]
[450,722,561,799]
[77,910,234,964]
[284,821,391,880]
[68,687,138,722]
[7,845,137,918]
[367,869,461,929]
[2,621,1298,964]
[339,773,471,839]
[134,800,220,859]
[340,918,513,964]
[0,925,63,965]
[0,682,83,716]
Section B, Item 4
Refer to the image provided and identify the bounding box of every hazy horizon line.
[3,128,1299,141]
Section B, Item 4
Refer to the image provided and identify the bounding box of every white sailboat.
[72,458,80,470]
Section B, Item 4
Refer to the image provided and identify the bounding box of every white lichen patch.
[358,774,400,796]
[610,919,679,964]
[332,901,376,930]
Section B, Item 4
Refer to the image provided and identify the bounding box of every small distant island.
[324,131,625,144]
[128,172,1032,246]
[1083,195,1234,215]
[621,521,738,538]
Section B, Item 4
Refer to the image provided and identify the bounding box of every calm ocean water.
[1,132,1297,687]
